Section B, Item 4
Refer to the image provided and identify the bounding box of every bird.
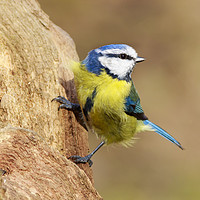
[52,44,183,166]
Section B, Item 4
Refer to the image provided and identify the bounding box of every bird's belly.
[74,67,137,145]
[88,105,138,145]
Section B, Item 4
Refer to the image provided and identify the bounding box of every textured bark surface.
[0,127,102,200]
[0,0,102,199]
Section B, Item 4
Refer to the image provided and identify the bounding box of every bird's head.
[82,44,145,81]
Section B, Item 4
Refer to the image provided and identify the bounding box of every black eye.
[119,53,128,59]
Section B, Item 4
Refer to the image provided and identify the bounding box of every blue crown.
[82,44,129,75]
[97,44,129,51]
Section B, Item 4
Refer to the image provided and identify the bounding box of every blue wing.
[124,81,148,120]
[124,81,183,150]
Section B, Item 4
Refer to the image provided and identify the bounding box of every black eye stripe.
[119,53,134,60]
[106,53,134,60]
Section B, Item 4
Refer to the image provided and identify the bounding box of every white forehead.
[96,45,138,58]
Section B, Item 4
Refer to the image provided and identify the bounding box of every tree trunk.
[0,0,102,199]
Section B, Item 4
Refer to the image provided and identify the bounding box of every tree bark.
[0,0,102,199]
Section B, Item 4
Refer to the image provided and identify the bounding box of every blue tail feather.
[143,120,183,150]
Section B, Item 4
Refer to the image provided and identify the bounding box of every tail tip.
[176,142,184,150]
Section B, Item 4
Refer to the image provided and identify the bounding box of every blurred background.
[38,0,200,199]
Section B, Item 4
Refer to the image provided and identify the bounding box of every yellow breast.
[71,61,138,145]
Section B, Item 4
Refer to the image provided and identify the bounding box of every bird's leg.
[69,141,105,167]
[51,96,81,112]
[52,96,104,166]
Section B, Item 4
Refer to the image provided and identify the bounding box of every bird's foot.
[69,155,93,167]
[52,96,80,111]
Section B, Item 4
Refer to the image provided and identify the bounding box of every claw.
[52,96,77,111]
[69,155,93,167]
[58,103,72,111]
[52,96,71,105]
[68,142,105,167]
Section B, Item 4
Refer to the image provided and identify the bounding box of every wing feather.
[124,81,148,120]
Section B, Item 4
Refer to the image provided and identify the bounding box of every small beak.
[136,57,145,63]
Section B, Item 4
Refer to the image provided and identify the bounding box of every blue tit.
[53,44,183,166]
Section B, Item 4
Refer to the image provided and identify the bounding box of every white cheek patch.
[98,56,134,79]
